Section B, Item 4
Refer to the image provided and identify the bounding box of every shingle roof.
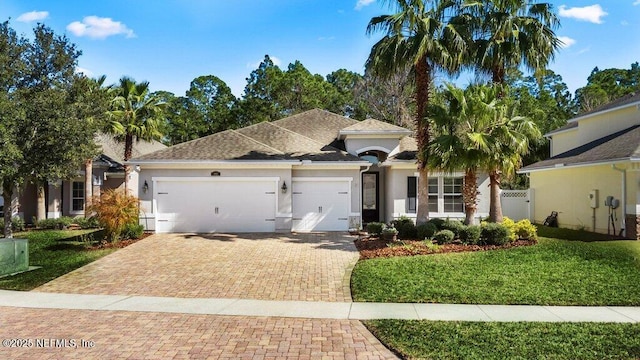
[571,92,640,121]
[96,133,166,164]
[388,137,418,161]
[545,121,578,136]
[133,109,364,162]
[340,119,412,133]
[520,125,640,172]
[272,109,358,144]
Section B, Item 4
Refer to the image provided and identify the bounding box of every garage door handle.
[319,206,322,213]
[214,207,219,214]
[338,218,348,221]
[292,218,302,220]
[338,192,348,194]
[265,219,275,221]
[293,192,302,194]
[158,192,168,195]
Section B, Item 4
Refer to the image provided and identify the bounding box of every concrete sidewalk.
[1,290,639,323]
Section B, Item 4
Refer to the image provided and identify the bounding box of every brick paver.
[0,306,397,359]
[35,233,359,301]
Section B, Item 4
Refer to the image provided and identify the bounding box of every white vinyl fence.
[501,189,533,221]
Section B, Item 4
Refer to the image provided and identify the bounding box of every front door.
[362,172,379,223]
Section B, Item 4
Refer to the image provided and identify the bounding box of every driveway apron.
[35,233,359,302]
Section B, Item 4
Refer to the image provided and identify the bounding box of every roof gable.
[272,109,358,144]
[521,124,640,171]
[96,133,166,164]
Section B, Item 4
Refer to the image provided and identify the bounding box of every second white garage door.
[292,178,351,232]
[154,177,277,233]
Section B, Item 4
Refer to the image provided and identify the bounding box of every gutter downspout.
[359,164,372,230]
[612,165,627,238]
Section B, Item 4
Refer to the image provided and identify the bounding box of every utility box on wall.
[588,189,599,209]
[0,238,29,276]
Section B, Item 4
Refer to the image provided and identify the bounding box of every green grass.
[0,229,116,291]
[351,238,640,305]
[366,320,640,360]
[536,224,621,241]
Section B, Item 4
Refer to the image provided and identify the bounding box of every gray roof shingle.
[571,92,640,121]
[521,125,640,171]
[133,109,365,162]
[96,133,166,163]
[340,119,412,133]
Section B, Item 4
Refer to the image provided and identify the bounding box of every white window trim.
[69,180,85,215]
[409,174,465,216]
[442,177,464,213]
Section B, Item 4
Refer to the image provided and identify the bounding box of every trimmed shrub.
[0,217,25,234]
[121,223,144,240]
[514,219,538,240]
[501,217,519,241]
[397,221,417,239]
[441,219,465,238]
[427,218,446,230]
[36,216,73,230]
[433,229,455,244]
[366,222,386,236]
[459,225,481,244]
[73,216,100,229]
[416,222,438,240]
[480,222,512,245]
[88,189,140,241]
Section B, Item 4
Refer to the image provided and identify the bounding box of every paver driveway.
[36,232,359,302]
[0,307,397,359]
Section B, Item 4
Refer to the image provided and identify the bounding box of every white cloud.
[75,67,93,77]
[355,0,375,10]
[558,5,608,24]
[577,46,591,55]
[557,36,576,48]
[16,11,49,22]
[66,16,135,39]
[634,1,640,6]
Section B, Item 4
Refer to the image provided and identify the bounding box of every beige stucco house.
[131,109,491,233]
[520,92,640,239]
[16,134,166,222]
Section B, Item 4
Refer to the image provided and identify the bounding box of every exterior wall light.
[143,180,149,194]
[281,181,288,194]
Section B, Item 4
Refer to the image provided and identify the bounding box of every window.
[443,177,464,213]
[428,178,438,212]
[407,177,416,213]
[72,181,84,212]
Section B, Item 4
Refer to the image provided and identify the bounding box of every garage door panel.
[155,179,276,233]
[292,180,350,232]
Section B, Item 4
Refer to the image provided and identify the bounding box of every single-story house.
[16,133,166,222]
[520,92,640,239]
[131,109,491,233]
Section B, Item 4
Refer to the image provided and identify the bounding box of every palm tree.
[366,0,467,225]
[108,77,164,191]
[479,85,540,222]
[466,0,561,84]
[428,83,497,225]
[83,75,109,216]
[460,0,560,221]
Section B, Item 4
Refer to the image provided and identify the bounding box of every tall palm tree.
[481,85,540,222]
[83,75,109,216]
[466,0,561,84]
[108,77,164,191]
[366,0,467,225]
[429,83,498,225]
[462,0,560,221]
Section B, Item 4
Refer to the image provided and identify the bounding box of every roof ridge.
[267,122,328,147]
[231,129,285,155]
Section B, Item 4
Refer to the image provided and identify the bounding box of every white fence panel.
[501,189,533,221]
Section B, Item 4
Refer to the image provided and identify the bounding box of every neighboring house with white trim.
[131,109,491,233]
[17,133,166,222]
[520,92,640,239]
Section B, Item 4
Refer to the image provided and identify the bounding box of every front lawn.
[0,230,117,291]
[366,320,640,360]
[351,238,640,305]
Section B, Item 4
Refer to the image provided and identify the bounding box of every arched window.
[358,150,388,164]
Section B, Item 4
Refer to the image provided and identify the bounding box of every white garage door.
[155,178,277,233]
[292,178,350,232]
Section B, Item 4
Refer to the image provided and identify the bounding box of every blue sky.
[1,1,639,98]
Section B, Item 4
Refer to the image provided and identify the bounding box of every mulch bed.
[88,232,153,250]
[354,236,537,259]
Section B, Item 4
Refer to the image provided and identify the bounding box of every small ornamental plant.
[88,189,140,242]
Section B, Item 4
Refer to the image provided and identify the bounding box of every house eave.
[338,130,412,140]
[544,126,578,138]
[568,101,640,124]
[518,158,636,173]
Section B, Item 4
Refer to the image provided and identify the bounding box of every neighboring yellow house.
[520,92,640,239]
